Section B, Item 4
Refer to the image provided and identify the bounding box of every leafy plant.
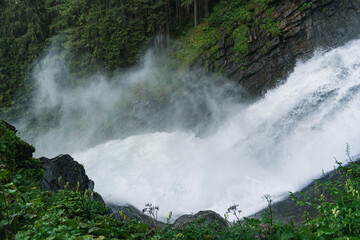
[295,148,360,238]
[142,203,160,230]
[176,0,282,69]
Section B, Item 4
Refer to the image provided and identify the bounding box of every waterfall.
[20,38,360,219]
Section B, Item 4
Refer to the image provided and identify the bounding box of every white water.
[24,39,360,219]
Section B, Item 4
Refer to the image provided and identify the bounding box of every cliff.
[207,0,360,95]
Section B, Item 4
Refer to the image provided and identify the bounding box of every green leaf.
[89,227,111,236]
[0,219,9,226]
[317,227,336,235]
[134,222,148,233]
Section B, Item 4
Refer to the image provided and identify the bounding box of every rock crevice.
[209,0,360,95]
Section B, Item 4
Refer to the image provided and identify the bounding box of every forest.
[0,0,215,114]
[2,0,360,239]
[0,0,281,118]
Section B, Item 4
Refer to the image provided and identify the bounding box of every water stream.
[20,39,360,219]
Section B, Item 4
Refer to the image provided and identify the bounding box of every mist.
[19,45,243,157]
[18,38,360,219]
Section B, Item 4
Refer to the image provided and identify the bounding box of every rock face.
[107,203,166,228]
[172,210,227,229]
[108,204,228,230]
[39,154,105,202]
[39,154,94,192]
[212,0,360,95]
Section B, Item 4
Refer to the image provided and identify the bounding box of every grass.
[176,0,281,69]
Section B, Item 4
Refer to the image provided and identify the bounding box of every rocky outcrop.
[40,154,93,191]
[212,0,360,95]
[39,154,104,202]
[108,204,228,230]
[107,203,166,228]
[172,210,227,229]
[1,121,100,200]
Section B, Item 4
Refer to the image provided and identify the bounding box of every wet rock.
[172,210,227,229]
[205,0,360,96]
[40,154,92,191]
[107,203,166,229]
[39,154,104,203]
[108,205,227,230]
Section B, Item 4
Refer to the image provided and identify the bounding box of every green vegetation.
[176,0,281,67]
[0,0,50,114]
[1,121,360,239]
[0,0,195,115]
[175,23,221,66]
[47,0,168,75]
[292,147,360,239]
[0,0,283,116]
[0,121,149,239]
[2,1,360,238]
[300,1,313,11]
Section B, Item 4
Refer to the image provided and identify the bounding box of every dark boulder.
[107,203,166,229]
[39,154,93,191]
[39,154,104,203]
[108,205,228,230]
[172,210,228,229]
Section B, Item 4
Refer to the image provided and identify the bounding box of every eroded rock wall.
[213,0,360,95]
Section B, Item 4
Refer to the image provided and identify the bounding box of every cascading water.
[19,39,360,219]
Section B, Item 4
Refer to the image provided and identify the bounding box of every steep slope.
[210,0,360,95]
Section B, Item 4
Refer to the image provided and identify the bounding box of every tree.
[165,0,171,47]
[0,0,49,112]
[194,0,199,27]
[204,0,209,18]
